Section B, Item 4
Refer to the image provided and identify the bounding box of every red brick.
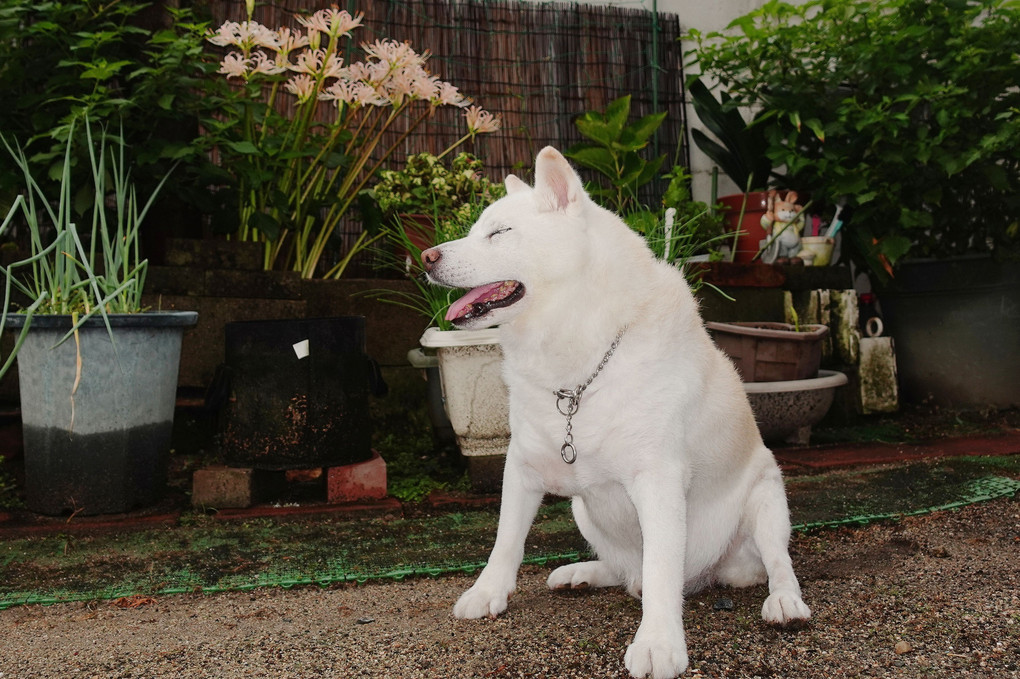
[327,451,387,503]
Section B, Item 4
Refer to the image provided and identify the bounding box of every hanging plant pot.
[8,311,197,516]
[222,317,378,470]
[707,321,829,382]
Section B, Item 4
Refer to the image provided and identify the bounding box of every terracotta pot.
[718,192,771,264]
[396,213,436,265]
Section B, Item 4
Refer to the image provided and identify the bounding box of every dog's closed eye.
[487,225,512,239]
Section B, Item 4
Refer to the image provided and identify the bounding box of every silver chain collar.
[553,327,627,464]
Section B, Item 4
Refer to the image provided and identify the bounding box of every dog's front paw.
[624,623,688,678]
[762,589,811,626]
[453,581,513,619]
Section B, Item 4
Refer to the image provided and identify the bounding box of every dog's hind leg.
[743,463,811,625]
[547,488,643,597]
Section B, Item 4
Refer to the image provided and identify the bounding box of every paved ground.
[1,496,1017,678]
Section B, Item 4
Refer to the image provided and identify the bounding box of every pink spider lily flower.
[275,27,310,56]
[411,70,441,101]
[284,74,318,103]
[465,105,501,134]
[433,81,469,108]
[218,52,250,79]
[383,67,421,106]
[207,20,278,53]
[319,80,358,105]
[362,39,424,70]
[297,8,364,39]
[249,51,287,77]
[321,52,345,79]
[290,48,325,76]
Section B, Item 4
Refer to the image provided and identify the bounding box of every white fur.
[424,147,810,678]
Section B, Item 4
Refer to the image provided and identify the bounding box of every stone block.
[859,336,899,414]
[165,238,264,271]
[327,451,387,503]
[192,466,254,509]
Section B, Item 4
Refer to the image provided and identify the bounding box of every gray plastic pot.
[7,311,197,516]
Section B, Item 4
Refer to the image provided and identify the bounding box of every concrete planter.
[8,311,197,515]
[419,327,509,491]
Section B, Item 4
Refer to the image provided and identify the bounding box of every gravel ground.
[1,497,1018,678]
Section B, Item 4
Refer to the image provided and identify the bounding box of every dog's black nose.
[421,247,441,272]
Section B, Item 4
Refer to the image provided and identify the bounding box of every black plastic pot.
[879,255,1020,408]
[221,317,378,469]
[8,311,198,516]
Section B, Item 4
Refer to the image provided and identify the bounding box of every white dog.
[422,147,810,678]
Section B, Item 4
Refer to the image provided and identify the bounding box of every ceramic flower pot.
[744,370,848,443]
[8,311,197,516]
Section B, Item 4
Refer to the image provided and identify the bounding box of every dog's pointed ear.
[533,146,586,214]
[504,174,529,195]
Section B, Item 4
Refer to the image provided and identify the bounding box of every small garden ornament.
[760,190,806,264]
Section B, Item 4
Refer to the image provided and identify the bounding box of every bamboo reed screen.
[208,0,689,272]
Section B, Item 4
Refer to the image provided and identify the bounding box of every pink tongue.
[445,281,511,321]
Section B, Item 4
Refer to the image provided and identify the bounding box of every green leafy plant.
[623,167,728,292]
[203,6,501,279]
[688,0,1020,282]
[687,78,775,193]
[370,188,504,331]
[564,95,667,214]
[0,1,223,225]
[369,152,503,221]
[0,122,167,379]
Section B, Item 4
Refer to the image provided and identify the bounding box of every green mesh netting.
[1,459,1017,611]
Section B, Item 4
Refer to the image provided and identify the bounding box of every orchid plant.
[205,5,500,278]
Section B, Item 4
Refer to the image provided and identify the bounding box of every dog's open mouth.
[445,280,525,324]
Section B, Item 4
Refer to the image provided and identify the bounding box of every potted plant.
[0,123,198,516]
[367,152,505,265]
[562,94,667,216]
[705,320,829,383]
[686,78,779,263]
[372,186,508,491]
[689,0,1020,407]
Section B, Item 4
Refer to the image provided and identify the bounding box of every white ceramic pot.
[419,327,510,459]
